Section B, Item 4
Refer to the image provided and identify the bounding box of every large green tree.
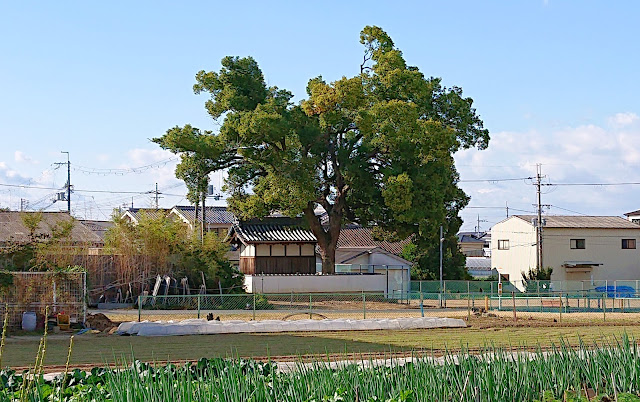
[154,26,489,276]
[172,138,217,235]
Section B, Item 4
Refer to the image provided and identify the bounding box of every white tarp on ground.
[116,317,466,337]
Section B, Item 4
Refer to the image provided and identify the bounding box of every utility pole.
[55,152,71,214]
[65,152,70,213]
[201,190,206,243]
[506,201,509,218]
[535,164,544,271]
[476,215,487,234]
[154,183,160,209]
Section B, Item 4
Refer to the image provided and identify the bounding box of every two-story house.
[491,215,640,290]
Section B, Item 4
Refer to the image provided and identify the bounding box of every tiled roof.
[514,215,640,229]
[173,206,236,224]
[79,220,113,241]
[124,208,171,222]
[231,220,316,244]
[465,257,491,269]
[624,209,640,217]
[336,226,410,256]
[0,211,102,244]
[457,231,487,243]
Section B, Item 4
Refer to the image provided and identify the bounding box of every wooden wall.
[240,256,316,275]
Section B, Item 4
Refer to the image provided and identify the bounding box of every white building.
[491,215,640,290]
[624,209,640,225]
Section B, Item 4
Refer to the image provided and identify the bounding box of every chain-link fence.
[411,279,640,296]
[0,271,87,329]
[125,293,421,322]
[94,289,640,326]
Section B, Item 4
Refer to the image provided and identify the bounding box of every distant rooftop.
[0,211,102,244]
[172,206,236,224]
[457,231,488,243]
[123,208,171,222]
[79,219,113,241]
[336,226,410,256]
[513,215,640,229]
[465,257,491,269]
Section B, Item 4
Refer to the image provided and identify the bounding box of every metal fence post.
[363,292,366,319]
[137,295,142,323]
[443,281,447,308]
[309,294,313,319]
[197,294,201,319]
[82,272,87,325]
[559,295,562,323]
[468,294,471,321]
[512,291,517,322]
[603,294,606,322]
[252,293,256,321]
[420,292,424,317]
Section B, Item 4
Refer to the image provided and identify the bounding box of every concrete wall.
[244,274,388,294]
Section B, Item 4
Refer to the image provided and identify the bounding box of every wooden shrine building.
[228,218,317,275]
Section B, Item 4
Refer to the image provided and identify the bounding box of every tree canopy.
[154,26,489,277]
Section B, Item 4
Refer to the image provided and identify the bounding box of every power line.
[72,157,179,175]
[543,181,640,187]
[0,182,158,195]
[465,206,536,214]
[548,205,590,216]
[457,177,534,183]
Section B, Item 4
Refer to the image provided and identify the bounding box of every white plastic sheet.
[116,316,466,337]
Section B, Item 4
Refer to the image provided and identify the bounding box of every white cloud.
[609,112,639,127]
[14,151,38,164]
[455,111,640,231]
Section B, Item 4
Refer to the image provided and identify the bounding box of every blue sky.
[1,1,639,230]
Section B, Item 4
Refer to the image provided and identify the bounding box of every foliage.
[522,266,554,281]
[5,337,640,401]
[153,26,489,277]
[105,212,186,268]
[0,212,82,274]
[178,231,243,292]
[104,212,242,292]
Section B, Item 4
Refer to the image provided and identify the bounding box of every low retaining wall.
[244,274,387,294]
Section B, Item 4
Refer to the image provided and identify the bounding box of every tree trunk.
[303,203,340,275]
[319,243,336,275]
[194,199,199,230]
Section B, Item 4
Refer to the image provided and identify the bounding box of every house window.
[497,240,510,250]
[570,239,586,249]
[622,239,636,249]
[632,219,640,225]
